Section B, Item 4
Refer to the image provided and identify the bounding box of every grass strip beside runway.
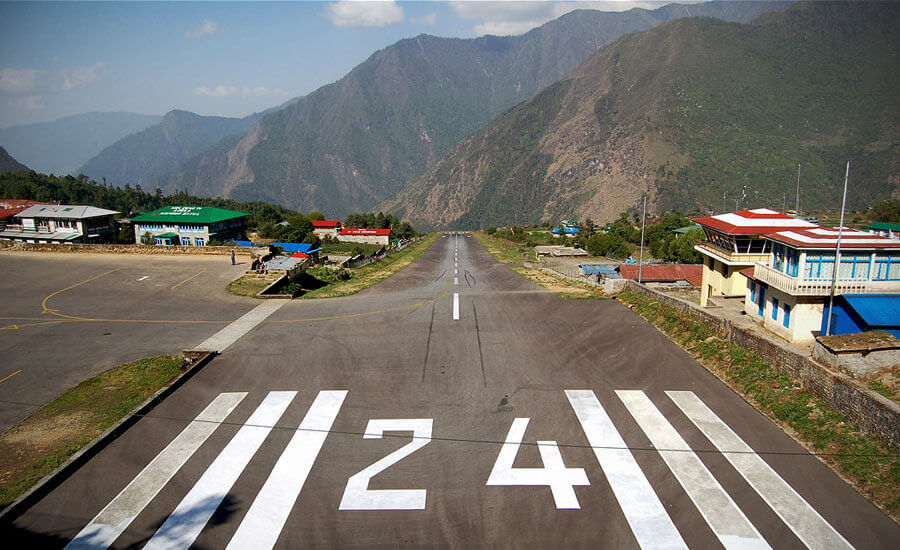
[617,288,900,522]
[0,355,183,508]
[472,232,533,263]
[301,233,440,299]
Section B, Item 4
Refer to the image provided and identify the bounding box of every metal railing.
[753,262,900,296]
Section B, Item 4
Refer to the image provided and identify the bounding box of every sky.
[0,1,676,128]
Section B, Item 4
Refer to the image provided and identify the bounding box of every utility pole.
[825,162,850,337]
[638,194,647,284]
[795,164,801,216]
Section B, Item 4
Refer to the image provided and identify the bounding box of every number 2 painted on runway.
[339,419,433,510]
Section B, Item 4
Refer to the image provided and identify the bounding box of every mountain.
[164,1,791,218]
[0,146,28,174]
[0,112,160,175]
[385,1,899,229]
[78,109,265,189]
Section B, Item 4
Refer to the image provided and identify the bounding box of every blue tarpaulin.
[234,240,321,254]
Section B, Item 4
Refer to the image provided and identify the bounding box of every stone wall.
[624,280,900,451]
[0,240,239,256]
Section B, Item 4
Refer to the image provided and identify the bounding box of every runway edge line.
[0,351,219,524]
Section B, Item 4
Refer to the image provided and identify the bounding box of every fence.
[344,239,412,269]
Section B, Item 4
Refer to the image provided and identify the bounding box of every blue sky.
[0,1,671,127]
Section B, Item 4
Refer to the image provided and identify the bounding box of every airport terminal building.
[132,206,248,246]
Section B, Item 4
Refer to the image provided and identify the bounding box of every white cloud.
[0,68,41,94]
[61,62,104,91]
[450,1,673,36]
[194,85,290,98]
[10,95,44,110]
[324,1,405,28]
[185,20,219,39]
[410,12,438,25]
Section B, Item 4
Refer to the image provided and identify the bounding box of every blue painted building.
[821,294,900,338]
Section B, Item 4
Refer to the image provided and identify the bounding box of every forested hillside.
[386,1,898,229]
[163,1,789,217]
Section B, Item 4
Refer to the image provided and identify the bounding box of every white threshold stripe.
[66,393,247,550]
[566,390,687,549]
[616,391,770,550]
[452,293,460,320]
[227,391,347,550]
[666,391,853,550]
[194,300,285,353]
[144,391,296,550]
[454,277,458,285]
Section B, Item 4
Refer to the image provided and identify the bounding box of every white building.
[744,227,900,342]
[312,220,342,239]
[337,228,391,246]
[693,209,817,307]
[0,204,119,244]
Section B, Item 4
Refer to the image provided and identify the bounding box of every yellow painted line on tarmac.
[0,370,22,384]
[172,269,207,290]
[41,268,121,315]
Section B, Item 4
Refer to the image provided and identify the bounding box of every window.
[749,281,756,302]
[772,297,779,320]
[195,237,204,246]
[757,287,766,316]
[804,253,835,279]
[874,253,900,280]
[782,303,791,328]
[181,237,191,246]
[838,253,870,279]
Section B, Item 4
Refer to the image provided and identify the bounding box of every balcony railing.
[694,242,770,265]
[753,262,900,296]
[2,224,50,233]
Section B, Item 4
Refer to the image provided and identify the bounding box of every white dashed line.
[454,277,459,285]
[453,293,459,320]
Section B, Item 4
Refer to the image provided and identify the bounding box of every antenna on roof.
[825,161,850,337]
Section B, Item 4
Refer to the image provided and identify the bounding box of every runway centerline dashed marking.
[453,293,460,320]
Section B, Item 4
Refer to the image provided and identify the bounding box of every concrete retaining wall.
[0,241,238,255]
[624,280,900,451]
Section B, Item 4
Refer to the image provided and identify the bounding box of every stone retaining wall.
[624,280,900,451]
[0,241,237,256]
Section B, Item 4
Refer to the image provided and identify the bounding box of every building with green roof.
[869,221,900,241]
[131,206,248,246]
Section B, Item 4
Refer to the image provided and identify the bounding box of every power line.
[1,398,896,459]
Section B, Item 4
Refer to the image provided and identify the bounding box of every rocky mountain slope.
[78,110,264,189]
[0,112,160,176]
[163,1,790,217]
[0,146,28,174]
[385,1,898,229]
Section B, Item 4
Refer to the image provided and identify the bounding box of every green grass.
[617,288,900,520]
[225,272,280,298]
[869,380,898,402]
[301,233,439,299]
[0,355,184,507]
[471,232,533,263]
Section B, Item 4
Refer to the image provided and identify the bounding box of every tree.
[255,204,283,227]
[869,199,900,223]
[307,210,326,221]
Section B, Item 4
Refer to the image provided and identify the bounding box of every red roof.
[312,220,341,228]
[738,266,758,281]
[340,228,391,236]
[290,252,309,258]
[694,208,817,235]
[766,227,900,250]
[0,199,45,220]
[618,264,703,286]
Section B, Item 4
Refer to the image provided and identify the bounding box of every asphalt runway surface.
[0,252,255,432]
[4,236,900,548]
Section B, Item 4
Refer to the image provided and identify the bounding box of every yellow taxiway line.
[0,370,22,384]
[171,269,207,290]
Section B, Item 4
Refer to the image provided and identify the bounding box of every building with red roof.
[617,264,702,287]
[693,208,817,306]
[0,200,45,229]
[311,220,342,239]
[743,226,900,342]
[338,227,391,246]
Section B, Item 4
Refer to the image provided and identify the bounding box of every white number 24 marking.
[486,417,589,509]
[339,419,433,510]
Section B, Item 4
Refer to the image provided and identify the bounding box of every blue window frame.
[758,287,766,316]
[874,253,900,280]
[782,303,791,328]
[181,236,191,246]
[195,237,205,246]
[772,297,779,320]
[838,253,871,279]
[804,252,835,279]
[749,281,756,302]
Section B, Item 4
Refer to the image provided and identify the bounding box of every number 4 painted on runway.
[486,418,589,509]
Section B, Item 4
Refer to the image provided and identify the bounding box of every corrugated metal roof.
[131,206,247,224]
[841,294,900,328]
[618,264,703,286]
[340,228,391,236]
[312,220,341,228]
[870,221,900,232]
[16,204,119,219]
[694,208,816,235]
[767,227,900,250]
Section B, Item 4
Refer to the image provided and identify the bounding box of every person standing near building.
[231,250,236,265]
